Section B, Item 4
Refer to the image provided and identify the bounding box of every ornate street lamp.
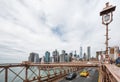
[100,2,116,60]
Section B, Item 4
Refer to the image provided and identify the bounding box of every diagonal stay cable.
[11,67,25,82]
[9,68,24,81]
[0,68,4,74]
[28,67,38,79]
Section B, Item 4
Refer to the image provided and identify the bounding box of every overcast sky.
[0,0,120,63]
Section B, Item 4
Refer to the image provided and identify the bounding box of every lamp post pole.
[106,24,108,56]
[100,2,116,61]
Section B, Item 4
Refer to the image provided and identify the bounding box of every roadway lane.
[59,68,99,82]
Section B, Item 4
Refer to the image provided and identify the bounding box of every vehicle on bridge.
[66,72,77,80]
[80,70,89,77]
[115,57,120,67]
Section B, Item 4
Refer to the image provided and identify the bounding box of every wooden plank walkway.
[105,64,120,82]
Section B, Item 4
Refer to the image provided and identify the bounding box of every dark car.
[66,72,77,80]
[116,57,120,66]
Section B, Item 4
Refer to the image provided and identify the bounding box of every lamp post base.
[105,55,110,63]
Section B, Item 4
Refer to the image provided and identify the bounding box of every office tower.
[87,46,91,61]
[109,46,119,60]
[69,52,73,57]
[65,53,69,62]
[41,56,45,63]
[52,49,59,62]
[51,57,54,63]
[60,50,65,62]
[62,50,65,54]
[28,52,39,63]
[39,58,42,63]
[80,47,82,58]
[45,51,50,63]
[50,57,52,63]
[69,52,73,62]
[96,51,106,60]
[83,52,87,61]
[74,50,77,57]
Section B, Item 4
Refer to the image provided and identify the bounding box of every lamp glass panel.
[103,14,110,22]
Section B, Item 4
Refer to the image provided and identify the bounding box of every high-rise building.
[50,57,52,63]
[60,50,65,62]
[109,46,119,60]
[65,53,69,62]
[28,52,39,63]
[96,51,106,60]
[45,51,50,63]
[62,50,65,54]
[69,52,73,62]
[69,52,73,57]
[41,56,45,63]
[87,46,91,61]
[83,52,87,61]
[74,50,77,57]
[80,47,82,58]
[39,58,42,63]
[52,49,59,62]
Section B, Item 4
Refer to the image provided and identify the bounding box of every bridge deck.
[105,64,120,82]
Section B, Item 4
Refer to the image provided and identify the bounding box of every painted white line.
[76,75,79,78]
[87,76,90,78]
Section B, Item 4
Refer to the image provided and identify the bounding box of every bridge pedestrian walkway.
[105,64,120,82]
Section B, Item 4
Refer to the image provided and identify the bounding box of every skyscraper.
[52,49,59,62]
[60,50,65,62]
[28,52,39,63]
[109,46,119,60]
[80,47,82,58]
[65,53,69,62]
[45,51,50,63]
[87,46,91,61]
[83,52,87,61]
[74,50,77,57]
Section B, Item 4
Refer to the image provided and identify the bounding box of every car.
[80,70,89,77]
[66,72,77,80]
[115,57,120,67]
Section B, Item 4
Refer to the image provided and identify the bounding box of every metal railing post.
[5,67,8,82]
[24,65,29,82]
[38,66,41,82]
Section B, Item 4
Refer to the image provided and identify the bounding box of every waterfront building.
[45,51,50,63]
[52,49,59,62]
[87,46,91,61]
[28,52,39,63]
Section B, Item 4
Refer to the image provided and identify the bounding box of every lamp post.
[100,2,116,61]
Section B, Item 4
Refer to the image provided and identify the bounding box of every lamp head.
[100,2,116,16]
